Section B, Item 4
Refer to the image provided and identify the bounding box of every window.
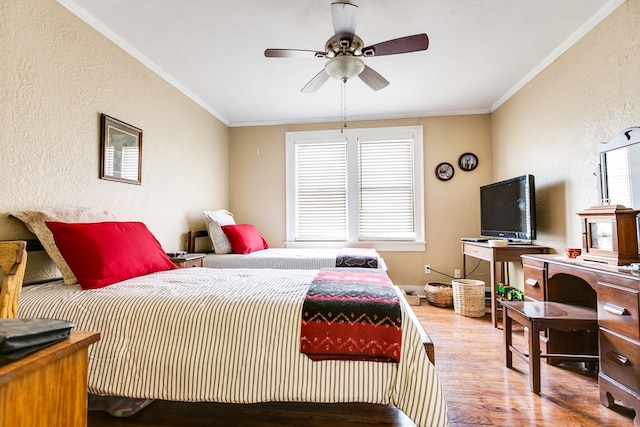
[286,126,424,251]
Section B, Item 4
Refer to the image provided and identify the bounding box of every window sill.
[285,241,426,252]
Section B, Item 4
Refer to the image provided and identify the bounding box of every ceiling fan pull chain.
[341,78,348,131]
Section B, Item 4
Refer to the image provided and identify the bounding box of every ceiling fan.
[264,1,429,93]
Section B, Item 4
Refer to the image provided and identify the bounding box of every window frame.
[285,125,425,251]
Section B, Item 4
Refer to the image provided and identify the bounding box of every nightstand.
[0,331,100,426]
[169,253,206,268]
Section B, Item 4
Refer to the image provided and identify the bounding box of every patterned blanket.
[300,268,402,362]
[335,248,379,268]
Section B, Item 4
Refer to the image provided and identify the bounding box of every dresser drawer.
[599,328,640,395]
[597,281,640,340]
[523,263,545,301]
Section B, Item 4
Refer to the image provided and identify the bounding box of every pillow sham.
[45,221,178,290]
[203,210,235,254]
[10,207,117,284]
[221,224,269,254]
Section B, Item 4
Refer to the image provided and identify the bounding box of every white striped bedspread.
[17,268,447,427]
[203,248,387,270]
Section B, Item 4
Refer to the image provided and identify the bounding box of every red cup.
[566,248,581,259]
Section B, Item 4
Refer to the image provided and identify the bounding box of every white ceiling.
[59,0,622,127]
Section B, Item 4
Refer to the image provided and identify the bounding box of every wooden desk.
[461,241,548,328]
[0,330,100,427]
[522,254,640,425]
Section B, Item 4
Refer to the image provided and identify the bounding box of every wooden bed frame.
[187,230,211,253]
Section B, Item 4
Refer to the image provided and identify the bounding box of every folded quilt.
[300,268,402,362]
[335,248,379,268]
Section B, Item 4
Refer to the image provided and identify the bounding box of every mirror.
[100,114,142,185]
[599,127,640,209]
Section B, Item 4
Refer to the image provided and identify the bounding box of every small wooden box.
[404,293,421,306]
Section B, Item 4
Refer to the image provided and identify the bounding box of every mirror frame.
[598,126,640,206]
[100,114,143,185]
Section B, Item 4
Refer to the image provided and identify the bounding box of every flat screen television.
[480,174,536,242]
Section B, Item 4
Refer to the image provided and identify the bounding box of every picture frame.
[435,162,454,181]
[458,152,478,171]
[100,114,142,185]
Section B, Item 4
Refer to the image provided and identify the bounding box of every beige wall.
[229,115,494,285]
[1,0,229,282]
[230,0,640,287]
[4,0,636,290]
[492,0,639,288]
[493,0,640,252]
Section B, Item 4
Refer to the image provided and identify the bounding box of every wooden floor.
[88,303,636,427]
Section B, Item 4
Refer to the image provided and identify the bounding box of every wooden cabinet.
[0,330,100,427]
[522,254,640,425]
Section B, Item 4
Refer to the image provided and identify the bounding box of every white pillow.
[203,210,235,254]
[11,207,117,284]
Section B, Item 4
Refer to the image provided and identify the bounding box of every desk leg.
[490,260,498,328]
[504,307,513,368]
[529,320,541,394]
[462,253,467,279]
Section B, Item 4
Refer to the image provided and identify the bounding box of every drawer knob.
[525,278,539,288]
[605,351,630,366]
[603,303,628,316]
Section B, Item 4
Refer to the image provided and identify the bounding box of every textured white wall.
[1,0,229,282]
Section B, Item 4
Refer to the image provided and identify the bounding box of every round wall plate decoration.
[435,162,454,181]
[458,152,478,171]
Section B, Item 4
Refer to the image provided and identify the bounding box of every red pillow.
[221,224,269,254]
[45,221,178,290]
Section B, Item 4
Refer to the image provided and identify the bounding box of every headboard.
[187,230,210,253]
[23,239,44,252]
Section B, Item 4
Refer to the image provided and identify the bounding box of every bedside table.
[0,331,100,427]
[169,253,206,268]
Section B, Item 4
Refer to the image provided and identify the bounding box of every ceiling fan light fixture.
[325,56,365,81]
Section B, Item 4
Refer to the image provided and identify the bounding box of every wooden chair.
[502,300,598,394]
[0,241,27,318]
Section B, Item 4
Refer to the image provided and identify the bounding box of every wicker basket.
[424,282,453,308]
[452,279,486,317]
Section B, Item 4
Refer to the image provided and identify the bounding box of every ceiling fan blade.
[363,33,429,57]
[331,2,358,43]
[301,69,331,93]
[358,65,389,91]
[265,48,326,58]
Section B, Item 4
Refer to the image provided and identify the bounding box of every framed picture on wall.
[100,114,142,185]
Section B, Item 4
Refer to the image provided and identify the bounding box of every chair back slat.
[0,241,28,319]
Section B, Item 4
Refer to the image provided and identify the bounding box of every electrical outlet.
[454,269,461,278]
[424,264,431,274]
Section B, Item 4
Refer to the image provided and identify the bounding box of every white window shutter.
[295,142,347,240]
[359,139,415,240]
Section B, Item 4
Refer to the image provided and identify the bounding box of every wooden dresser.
[521,254,639,425]
[0,330,100,427]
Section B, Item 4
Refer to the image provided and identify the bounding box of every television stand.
[461,241,548,328]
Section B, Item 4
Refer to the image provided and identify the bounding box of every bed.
[187,229,387,270]
[17,267,446,426]
[6,211,447,426]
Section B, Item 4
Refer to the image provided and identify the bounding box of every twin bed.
[187,230,387,270]
[8,208,447,427]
